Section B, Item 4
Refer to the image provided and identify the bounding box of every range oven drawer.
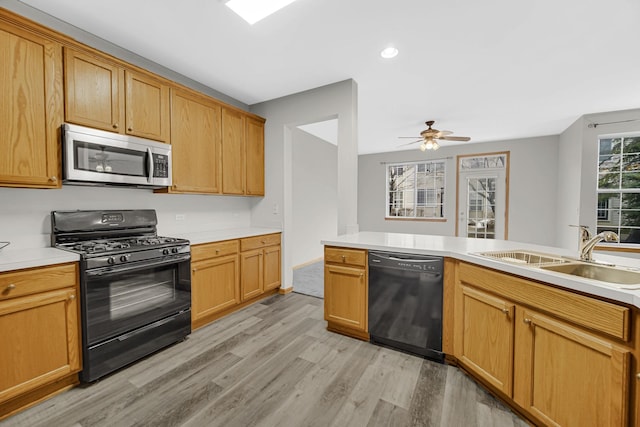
[82,308,191,382]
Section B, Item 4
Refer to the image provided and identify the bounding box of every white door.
[458,170,507,239]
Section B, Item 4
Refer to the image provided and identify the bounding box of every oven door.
[83,254,191,346]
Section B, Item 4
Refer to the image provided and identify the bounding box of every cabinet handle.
[128,127,133,132]
[216,249,220,254]
[359,273,364,278]
[501,308,510,315]
[49,176,58,182]
[342,255,346,262]
[636,373,640,380]
[6,284,16,291]
[192,268,197,273]
[261,240,266,244]
[523,318,532,325]
[113,123,119,129]
[69,294,76,301]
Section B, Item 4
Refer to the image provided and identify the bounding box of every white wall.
[358,135,559,246]
[0,186,251,249]
[292,128,338,267]
[250,79,359,289]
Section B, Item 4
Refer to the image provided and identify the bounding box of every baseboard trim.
[292,257,324,270]
[278,287,293,295]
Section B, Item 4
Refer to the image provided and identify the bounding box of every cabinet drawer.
[240,233,281,252]
[0,263,77,301]
[459,262,630,341]
[325,247,367,267]
[192,240,239,261]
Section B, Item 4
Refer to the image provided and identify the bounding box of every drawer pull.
[636,373,640,381]
[501,308,509,315]
[69,294,76,301]
[49,176,58,182]
[6,284,16,291]
[216,249,220,254]
[523,318,532,325]
[113,123,119,129]
[342,255,346,262]
[128,127,133,132]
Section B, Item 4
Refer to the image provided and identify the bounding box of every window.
[597,135,640,243]
[387,160,445,219]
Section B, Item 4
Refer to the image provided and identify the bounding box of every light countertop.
[322,231,640,308]
[0,247,80,273]
[173,227,282,245]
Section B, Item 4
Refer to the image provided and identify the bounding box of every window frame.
[385,159,447,221]
[596,132,640,244]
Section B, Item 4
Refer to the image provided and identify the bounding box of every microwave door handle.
[146,148,154,184]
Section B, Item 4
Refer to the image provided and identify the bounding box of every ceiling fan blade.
[440,136,471,142]
[398,136,421,139]
[435,130,453,137]
[399,139,423,146]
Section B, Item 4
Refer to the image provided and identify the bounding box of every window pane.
[599,138,621,156]
[622,154,640,171]
[623,137,640,154]
[622,172,640,189]
[622,193,640,208]
[598,173,620,189]
[599,154,620,172]
[387,161,445,219]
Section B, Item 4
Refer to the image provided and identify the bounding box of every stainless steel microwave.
[62,123,172,188]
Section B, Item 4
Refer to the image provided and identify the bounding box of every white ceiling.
[17,0,640,154]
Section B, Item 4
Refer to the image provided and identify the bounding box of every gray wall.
[292,129,338,267]
[358,135,560,246]
[250,79,359,289]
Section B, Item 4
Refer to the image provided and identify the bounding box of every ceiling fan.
[400,120,471,151]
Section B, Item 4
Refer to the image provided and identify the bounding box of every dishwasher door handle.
[369,253,441,264]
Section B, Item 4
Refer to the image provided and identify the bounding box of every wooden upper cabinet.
[64,48,169,143]
[221,107,245,195]
[125,70,170,142]
[245,117,265,196]
[64,48,122,133]
[0,23,63,188]
[169,89,221,193]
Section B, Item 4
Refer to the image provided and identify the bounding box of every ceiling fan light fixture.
[425,140,434,150]
[420,143,427,152]
[380,46,399,59]
[432,141,440,150]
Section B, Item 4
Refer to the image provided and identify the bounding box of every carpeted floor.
[292,260,324,298]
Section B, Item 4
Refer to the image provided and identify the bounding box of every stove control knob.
[108,257,116,265]
[171,248,179,254]
[163,248,170,255]
[120,255,128,263]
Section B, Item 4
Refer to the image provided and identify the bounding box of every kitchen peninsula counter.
[321,231,640,309]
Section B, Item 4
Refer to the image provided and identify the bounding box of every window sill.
[594,243,640,253]
[385,217,447,223]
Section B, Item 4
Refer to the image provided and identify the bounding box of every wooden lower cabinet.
[0,263,80,419]
[240,249,264,301]
[454,261,633,427]
[514,308,630,427]
[191,233,281,329]
[324,247,368,339]
[458,286,514,397]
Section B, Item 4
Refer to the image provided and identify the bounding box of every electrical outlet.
[175,214,186,221]
[272,203,279,215]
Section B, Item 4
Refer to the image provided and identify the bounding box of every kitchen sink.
[540,263,640,289]
[476,250,569,266]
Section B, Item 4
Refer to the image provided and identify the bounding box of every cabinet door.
[0,287,80,403]
[170,89,221,193]
[125,70,170,142]
[263,245,281,291]
[514,308,630,427]
[240,249,263,301]
[245,117,265,196]
[457,286,514,397]
[64,48,123,132]
[324,264,366,331]
[221,108,245,195]
[0,24,62,188]
[192,254,239,323]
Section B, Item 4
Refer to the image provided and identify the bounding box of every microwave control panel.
[152,154,169,178]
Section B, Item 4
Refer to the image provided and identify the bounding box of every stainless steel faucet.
[578,225,619,262]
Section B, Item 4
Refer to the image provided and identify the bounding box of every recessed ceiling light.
[225,0,299,25]
[380,46,399,59]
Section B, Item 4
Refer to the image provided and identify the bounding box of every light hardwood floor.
[1,293,528,427]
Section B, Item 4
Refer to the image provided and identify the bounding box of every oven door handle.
[86,254,191,277]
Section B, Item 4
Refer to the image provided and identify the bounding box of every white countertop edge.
[322,232,640,309]
[173,227,282,245]
[0,248,80,273]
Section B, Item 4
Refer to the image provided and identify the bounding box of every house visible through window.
[387,160,445,219]
[597,135,640,243]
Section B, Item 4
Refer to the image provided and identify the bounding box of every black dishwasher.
[368,251,444,362]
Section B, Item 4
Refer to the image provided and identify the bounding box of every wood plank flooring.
[0,293,529,427]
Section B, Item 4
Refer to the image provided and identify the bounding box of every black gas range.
[52,209,191,382]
